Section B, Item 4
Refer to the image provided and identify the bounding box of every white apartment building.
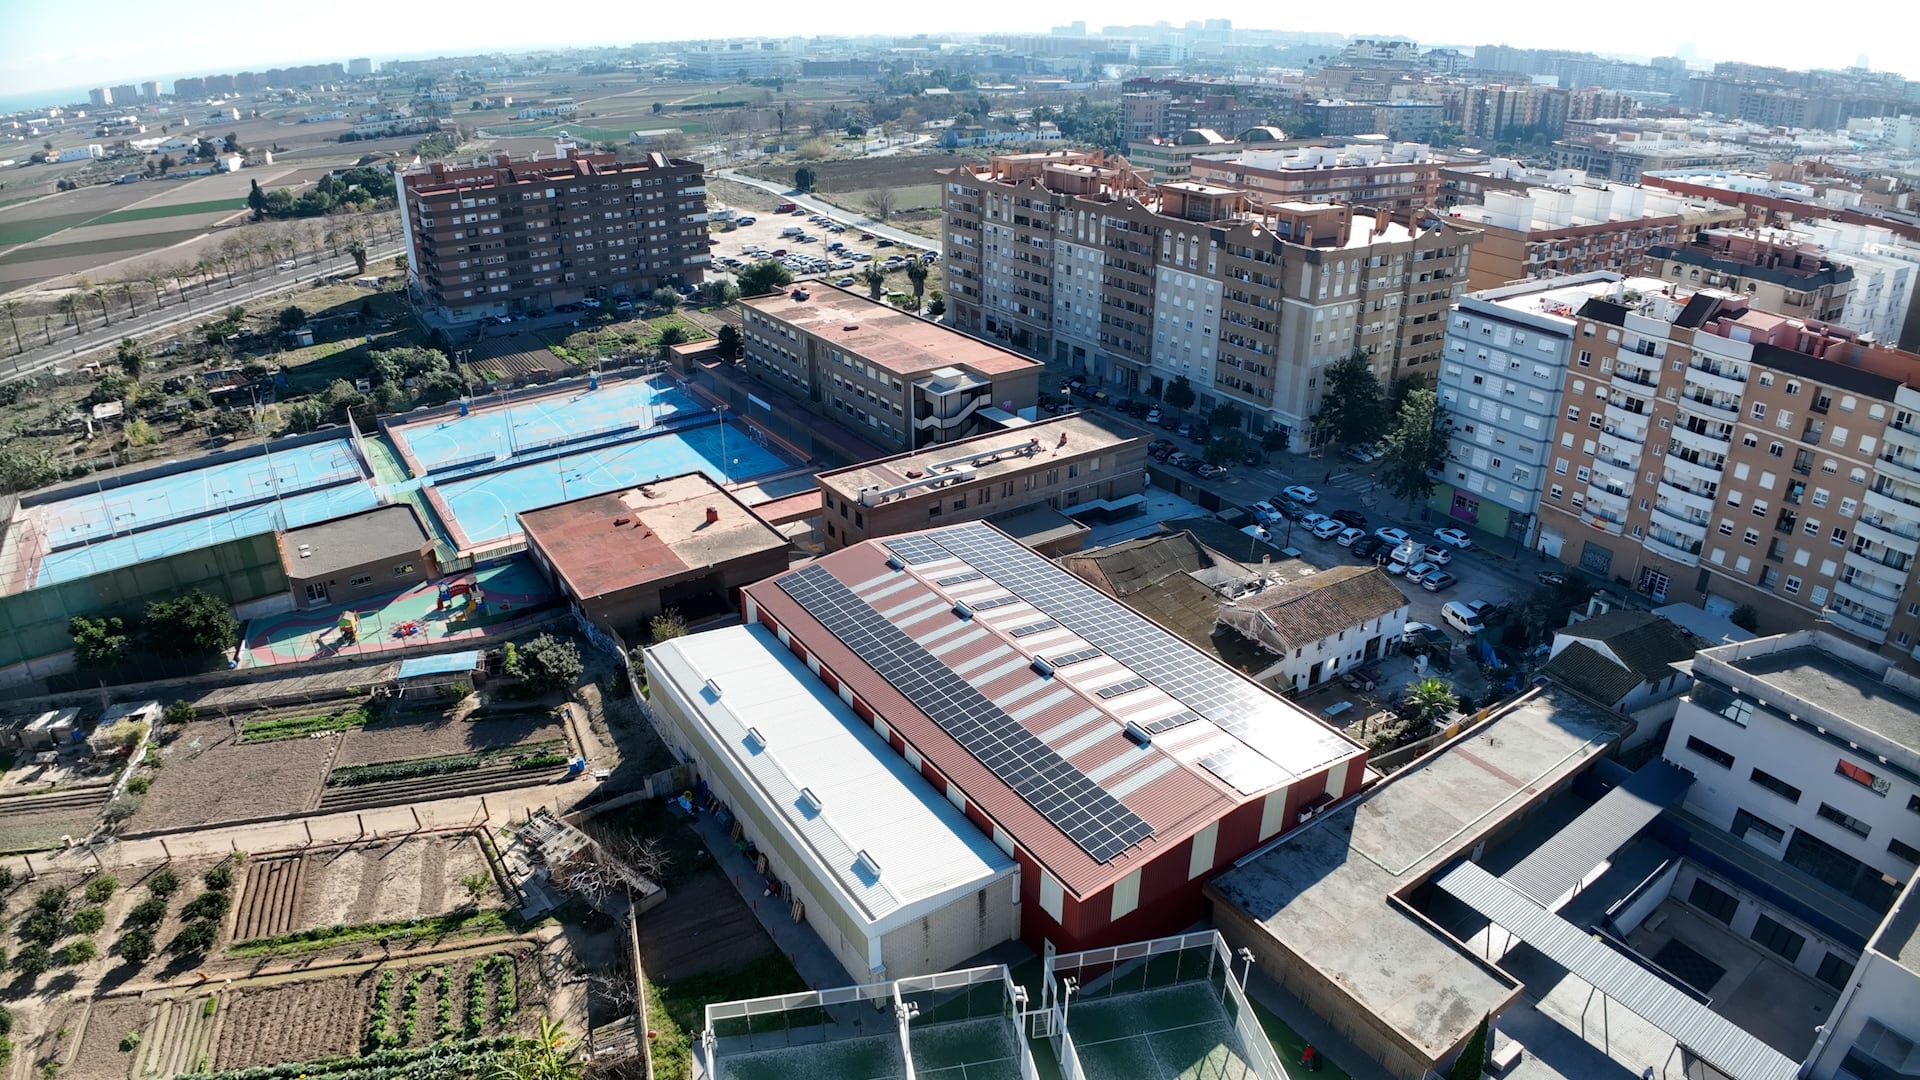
[1664,631,1920,1000]
[1431,273,1632,546]
[1797,219,1920,348]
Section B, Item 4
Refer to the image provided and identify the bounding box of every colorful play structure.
[336,611,360,644]
[438,578,488,621]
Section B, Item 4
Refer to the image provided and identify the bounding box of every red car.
[859,232,875,240]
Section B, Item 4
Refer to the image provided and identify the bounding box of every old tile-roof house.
[1216,566,1410,691]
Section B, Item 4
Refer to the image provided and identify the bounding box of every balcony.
[1878,451,1920,482]
[1677,392,1739,419]
[1645,530,1704,566]
[1865,482,1920,521]
[1652,503,1711,539]
[1684,363,1747,398]
[1597,448,1639,471]
[1581,509,1626,534]
[1823,603,1891,644]
[1664,452,1725,486]
[1834,574,1902,616]
[1612,367,1659,391]
[1670,424,1732,456]
[1844,547,1913,580]
[1586,485,1630,517]
[1657,479,1716,516]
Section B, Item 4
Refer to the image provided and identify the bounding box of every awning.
[1502,759,1693,908]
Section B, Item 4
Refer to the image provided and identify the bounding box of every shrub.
[168,919,218,957]
[128,776,150,794]
[0,866,14,892]
[116,928,155,966]
[0,1003,12,1034]
[19,911,62,946]
[181,891,231,922]
[83,877,118,904]
[202,864,234,891]
[62,940,97,965]
[33,886,69,913]
[515,633,581,693]
[67,907,106,935]
[203,996,217,1017]
[126,896,169,927]
[11,944,51,978]
[147,869,180,898]
[119,1030,141,1052]
[162,700,197,725]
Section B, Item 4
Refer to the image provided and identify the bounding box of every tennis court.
[32,436,362,546]
[29,480,381,588]
[433,421,794,546]
[1068,984,1262,1080]
[387,375,703,475]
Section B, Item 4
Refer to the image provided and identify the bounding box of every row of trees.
[69,590,240,668]
[246,166,397,220]
[1312,351,1451,508]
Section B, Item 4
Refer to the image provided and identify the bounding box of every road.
[713,168,942,254]
[2,243,404,382]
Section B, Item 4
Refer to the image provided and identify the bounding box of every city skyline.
[0,0,1911,104]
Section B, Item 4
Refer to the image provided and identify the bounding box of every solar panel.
[1140,711,1202,735]
[969,595,1021,611]
[1008,620,1060,637]
[1095,677,1150,700]
[776,564,1154,863]
[924,524,1303,793]
[1049,647,1104,668]
[936,571,985,586]
[882,537,950,565]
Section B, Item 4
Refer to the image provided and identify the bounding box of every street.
[712,168,942,254]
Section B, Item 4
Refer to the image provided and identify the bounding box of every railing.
[1652,503,1711,533]
[1878,452,1920,479]
[1679,393,1738,417]
[1823,604,1891,643]
[1645,531,1703,563]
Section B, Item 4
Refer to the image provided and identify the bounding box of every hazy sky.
[0,0,1904,99]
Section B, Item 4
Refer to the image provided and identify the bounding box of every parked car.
[1250,501,1282,523]
[735,215,756,225]
[860,232,875,240]
[1282,485,1318,504]
[834,276,856,287]
[1374,527,1410,546]
[1422,546,1452,566]
[1148,438,1175,454]
[1300,513,1330,531]
[1342,445,1377,463]
[1336,527,1366,547]
[1432,528,1474,549]
[1329,509,1367,529]
[1311,518,1346,539]
[1404,561,1439,581]
[1166,452,1192,469]
[1420,569,1458,592]
[1441,600,1493,634]
[1351,536,1384,558]
[1176,422,1194,438]
[1274,498,1311,520]
[580,298,603,309]
[1241,449,1263,466]
[876,238,895,247]
[1197,463,1228,479]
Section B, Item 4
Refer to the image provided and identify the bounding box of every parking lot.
[708,207,937,291]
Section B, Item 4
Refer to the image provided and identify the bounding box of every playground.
[238,559,556,667]
[431,419,795,547]
[385,373,704,475]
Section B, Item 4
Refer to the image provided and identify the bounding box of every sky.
[0,0,1905,102]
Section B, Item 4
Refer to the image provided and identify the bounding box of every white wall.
[1436,304,1573,516]
[1276,605,1410,690]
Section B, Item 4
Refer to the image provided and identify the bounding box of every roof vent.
[704,678,722,698]
[798,787,822,814]
[705,506,720,525]
[1030,656,1055,678]
[297,545,312,558]
[886,555,905,571]
[853,850,882,880]
[952,600,973,620]
[1123,721,1152,747]
[744,726,766,752]
[843,324,860,331]
[613,517,630,527]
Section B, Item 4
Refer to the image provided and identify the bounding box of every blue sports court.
[388,375,703,475]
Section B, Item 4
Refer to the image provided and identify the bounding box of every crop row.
[229,909,509,958]
[240,708,372,743]
[325,741,568,787]
[179,1035,528,1080]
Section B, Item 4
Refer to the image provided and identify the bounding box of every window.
[1890,836,1920,865]
[1751,403,1767,420]
[1814,953,1855,990]
[1686,735,1735,769]
[304,583,327,602]
[1750,914,1806,962]
[1688,878,1739,924]
[1817,803,1871,838]
[1732,808,1784,843]
[1837,759,1890,794]
[1784,575,1801,595]
[1749,768,1801,803]
[1549,484,1564,500]
[349,575,374,588]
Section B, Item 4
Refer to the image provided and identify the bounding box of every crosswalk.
[1316,470,1380,495]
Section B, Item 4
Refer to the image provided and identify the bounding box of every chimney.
[1375,208,1389,234]
[705,506,720,525]
[494,153,510,168]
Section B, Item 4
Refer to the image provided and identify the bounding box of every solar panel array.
[928,524,1306,792]
[776,563,1155,863]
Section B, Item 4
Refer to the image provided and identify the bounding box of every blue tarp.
[396,650,482,680]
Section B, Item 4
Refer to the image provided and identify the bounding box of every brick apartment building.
[738,285,1043,453]
[1186,142,1450,213]
[814,413,1147,552]
[1446,183,1745,292]
[942,150,1478,450]
[396,146,710,324]
[1527,287,1920,654]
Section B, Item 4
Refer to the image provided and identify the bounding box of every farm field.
[741,153,967,196]
[231,833,503,941]
[129,719,332,833]
[0,784,113,852]
[334,707,569,766]
[211,973,376,1069]
[68,997,150,1080]
[135,994,219,1078]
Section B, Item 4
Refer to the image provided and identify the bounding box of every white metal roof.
[647,624,1015,935]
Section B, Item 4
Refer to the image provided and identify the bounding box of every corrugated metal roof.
[1502,759,1692,908]
[1436,862,1800,1080]
[395,650,481,679]
[645,624,1013,933]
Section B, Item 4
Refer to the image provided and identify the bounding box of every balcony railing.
[1835,574,1902,613]
[1824,603,1891,644]
[1878,452,1920,481]
[1679,393,1739,417]
[1652,503,1712,535]
[1645,531,1704,565]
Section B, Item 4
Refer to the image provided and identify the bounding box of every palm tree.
[860,264,889,301]
[84,287,110,327]
[142,270,168,309]
[58,293,83,331]
[323,228,341,258]
[483,1017,578,1080]
[906,261,929,309]
[195,259,217,294]
[277,236,297,268]
[1401,677,1459,727]
[345,239,369,274]
[218,253,236,288]
[0,299,22,354]
[113,281,137,319]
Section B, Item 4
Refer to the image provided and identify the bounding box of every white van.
[780,225,804,238]
[1386,539,1427,574]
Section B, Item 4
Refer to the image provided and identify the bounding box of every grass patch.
[239,707,371,743]
[228,908,511,957]
[650,952,806,1077]
[0,228,207,266]
[94,198,248,224]
[0,212,97,248]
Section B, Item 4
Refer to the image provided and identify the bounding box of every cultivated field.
[333,707,568,767]
[136,994,219,1078]
[130,719,332,833]
[67,996,150,1080]
[231,833,504,941]
[211,972,376,1069]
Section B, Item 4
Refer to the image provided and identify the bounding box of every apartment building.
[396,146,709,324]
[1124,126,1291,182]
[943,151,1477,450]
[813,413,1146,551]
[1121,90,1268,143]
[1553,135,1756,185]
[1531,287,1920,652]
[1447,183,1746,292]
[739,285,1043,454]
[1432,274,1637,545]
[1187,142,1448,213]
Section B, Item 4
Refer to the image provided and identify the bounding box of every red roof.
[744,286,1042,378]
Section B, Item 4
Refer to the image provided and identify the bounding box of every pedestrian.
[1323,470,1330,483]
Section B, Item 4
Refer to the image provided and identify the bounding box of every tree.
[70,615,130,668]
[163,700,196,725]
[115,928,155,966]
[649,609,688,642]
[697,279,739,306]
[1313,351,1386,448]
[654,325,688,365]
[1729,604,1759,633]
[1378,386,1449,509]
[650,286,681,312]
[793,166,816,192]
[168,919,217,957]
[715,324,742,361]
[1163,375,1196,412]
[114,281,139,319]
[246,178,266,219]
[1261,427,1290,453]
[1401,678,1459,727]
[10,944,51,980]
[0,299,21,354]
[926,290,945,319]
[394,253,409,275]
[736,259,793,297]
[117,337,142,378]
[905,261,929,307]
[859,264,889,300]
[862,188,896,221]
[61,940,97,966]
[277,305,307,329]
[345,239,368,274]
[141,591,240,658]
[517,633,583,693]
[1448,1014,1490,1080]
[158,153,177,174]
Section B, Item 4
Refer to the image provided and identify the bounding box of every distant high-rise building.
[110,85,139,106]
[347,57,374,77]
[140,81,162,99]
[87,87,111,107]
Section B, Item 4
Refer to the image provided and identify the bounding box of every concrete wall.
[878,875,1018,980]
[289,548,435,610]
[577,549,790,634]
[1805,930,1920,1079]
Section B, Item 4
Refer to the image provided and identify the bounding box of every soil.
[213,973,376,1070]
[137,994,218,1078]
[630,862,775,983]
[333,709,568,767]
[741,154,972,194]
[295,834,500,931]
[67,997,150,1080]
[131,720,331,832]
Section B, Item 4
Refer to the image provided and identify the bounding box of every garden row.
[326,740,569,787]
[364,954,516,1052]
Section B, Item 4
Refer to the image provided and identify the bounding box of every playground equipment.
[337,611,360,644]
[437,578,486,616]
